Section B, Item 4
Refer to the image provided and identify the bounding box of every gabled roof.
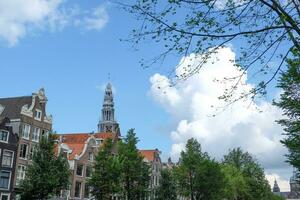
[57,132,117,160]
[0,96,32,119]
[139,150,159,162]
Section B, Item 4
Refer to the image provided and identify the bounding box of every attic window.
[34,110,42,120]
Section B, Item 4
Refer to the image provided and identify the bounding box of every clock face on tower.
[106,125,112,132]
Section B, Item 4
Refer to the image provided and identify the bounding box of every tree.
[89,139,121,200]
[120,0,300,102]
[118,129,150,200]
[19,133,70,200]
[156,169,177,200]
[174,138,225,200]
[274,48,300,175]
[223,148,273,200]
[221,164,250,200]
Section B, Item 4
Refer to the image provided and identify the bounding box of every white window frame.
[76,164,84,177]
[0,170,11,190]
[19,144,28,160]
[74,181,82,198]
[2,150,14,168]
[34,109,42,121]
[0,193,10,200]
[0,130,9,143]
[22,124,30,140]
[16,165,26,186]
[32,127,40,142]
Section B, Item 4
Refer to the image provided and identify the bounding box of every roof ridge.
[0,95,32,100]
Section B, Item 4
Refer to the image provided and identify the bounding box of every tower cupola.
[97,83,120,135]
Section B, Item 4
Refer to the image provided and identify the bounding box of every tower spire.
[97,83,120,135]
[273,179,280,193]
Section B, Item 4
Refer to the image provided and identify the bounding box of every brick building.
[0,88,52,198]
[140,149,162,199]
[56,132,119,200]
[0,118,18,200]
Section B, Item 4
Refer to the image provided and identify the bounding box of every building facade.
[56,132,119,200]
[0,118,18,200]
[140,149,162,200]
[0,88,52,198]
[272,170,300,199]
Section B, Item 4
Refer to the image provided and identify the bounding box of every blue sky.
[0,0,174,154]
[0,0,293,190]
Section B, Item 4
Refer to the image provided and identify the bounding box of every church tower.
[273,179,280,193]
[97,83,120,135]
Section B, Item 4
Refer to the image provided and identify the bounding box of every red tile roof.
[56,132,117,160]
[139,150,157,162]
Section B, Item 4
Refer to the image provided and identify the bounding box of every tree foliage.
[121,0,300,102]
[118,129,150,200]
[19,133,70,200]
[174,138,225,200]
[223,147,273,200]
[274,48,300,177]
[156,169,177,200]
[221,164,249,200]
[89,139,121,200]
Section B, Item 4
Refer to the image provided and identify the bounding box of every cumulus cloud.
[150,47,291,191]
[0,0,62,45]
[0,0,109,46]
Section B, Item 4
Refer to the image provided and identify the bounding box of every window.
[19,144,28,159]
[0,130,8,143]
[76,164,83,176]
[0,171,10,189]
[16,165,26,185]
[96,139,102,145]
[32,127,40,142]
[75,182,81,198]
[29,145,37,160]
[34,109,42,120]
[22,124,30,139]
[2,150,13,167]
[0,193,9,200]
[84,184,90,198]
[86,166,91,177]
[88,152,94,161]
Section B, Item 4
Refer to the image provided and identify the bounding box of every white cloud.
[149,47,291,190]
[84,5,109,31]
[0,0,63,46]
[0,1,109,46]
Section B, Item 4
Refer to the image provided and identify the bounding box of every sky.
[0,0,294,191]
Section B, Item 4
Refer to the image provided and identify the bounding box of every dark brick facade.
[0,118,18,200]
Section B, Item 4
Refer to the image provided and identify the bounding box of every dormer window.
[34,109,42,120]
[0,130,9,143]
